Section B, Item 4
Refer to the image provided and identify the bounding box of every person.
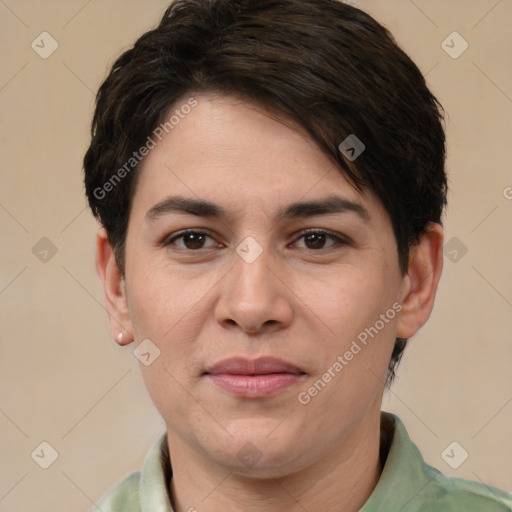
[83,0,512,510]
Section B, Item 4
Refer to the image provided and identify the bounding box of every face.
[114,93,413,476]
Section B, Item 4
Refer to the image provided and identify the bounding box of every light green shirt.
[90,412,512,511]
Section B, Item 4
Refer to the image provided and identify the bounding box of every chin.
[204,427,304,476]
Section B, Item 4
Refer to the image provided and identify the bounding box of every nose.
[214,240,293,336]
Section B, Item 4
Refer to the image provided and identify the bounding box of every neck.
[167,409,383,512]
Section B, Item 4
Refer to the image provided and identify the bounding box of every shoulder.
[88,470,142,512]
[87,431,171,512]
[423,464,512,511]
[376,413,512,512]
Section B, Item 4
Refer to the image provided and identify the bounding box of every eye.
[293,229,348,251]
[163,229,219,250]
[161,228,348,252]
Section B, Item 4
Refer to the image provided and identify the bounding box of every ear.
[396,222,444,338]
[95,226,133,346]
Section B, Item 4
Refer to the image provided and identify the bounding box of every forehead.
[130,93,388,227]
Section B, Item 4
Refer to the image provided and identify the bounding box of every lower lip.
[207,373,304,397]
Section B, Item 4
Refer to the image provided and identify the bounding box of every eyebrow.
[145,194,370,223]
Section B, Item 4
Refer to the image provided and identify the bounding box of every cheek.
[125,267,206,417]
[300,263,399,384]
[127,260,205,339]
[302,267,387,340]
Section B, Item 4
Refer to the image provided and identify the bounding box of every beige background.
[1,1,511,510]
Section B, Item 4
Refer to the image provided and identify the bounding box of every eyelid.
[161,228,219,248]
[294,228,349,243]
[291,228,350,250]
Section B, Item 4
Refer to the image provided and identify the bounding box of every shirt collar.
[139,411,433,512]
[140,429,173,512]
[360,412,437,510]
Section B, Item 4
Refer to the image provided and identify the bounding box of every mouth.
[204,356,307,398]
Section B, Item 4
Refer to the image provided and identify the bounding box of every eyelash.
[162,228,349,252]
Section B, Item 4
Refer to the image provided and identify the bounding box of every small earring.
[117,332,123,342]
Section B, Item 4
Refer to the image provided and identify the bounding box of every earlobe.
[396,222,444,339]
[95,226,134,346]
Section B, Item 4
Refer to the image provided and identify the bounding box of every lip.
[205,356,304,375]
[204,356,306,398]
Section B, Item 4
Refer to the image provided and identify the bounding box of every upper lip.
[204,356,305,375]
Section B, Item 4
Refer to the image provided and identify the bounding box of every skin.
[96,92,443,512]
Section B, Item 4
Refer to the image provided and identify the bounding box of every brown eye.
[181,232,207,249]
[294,230,347,251]
[304,232,328,250]
[164,230,217,250]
